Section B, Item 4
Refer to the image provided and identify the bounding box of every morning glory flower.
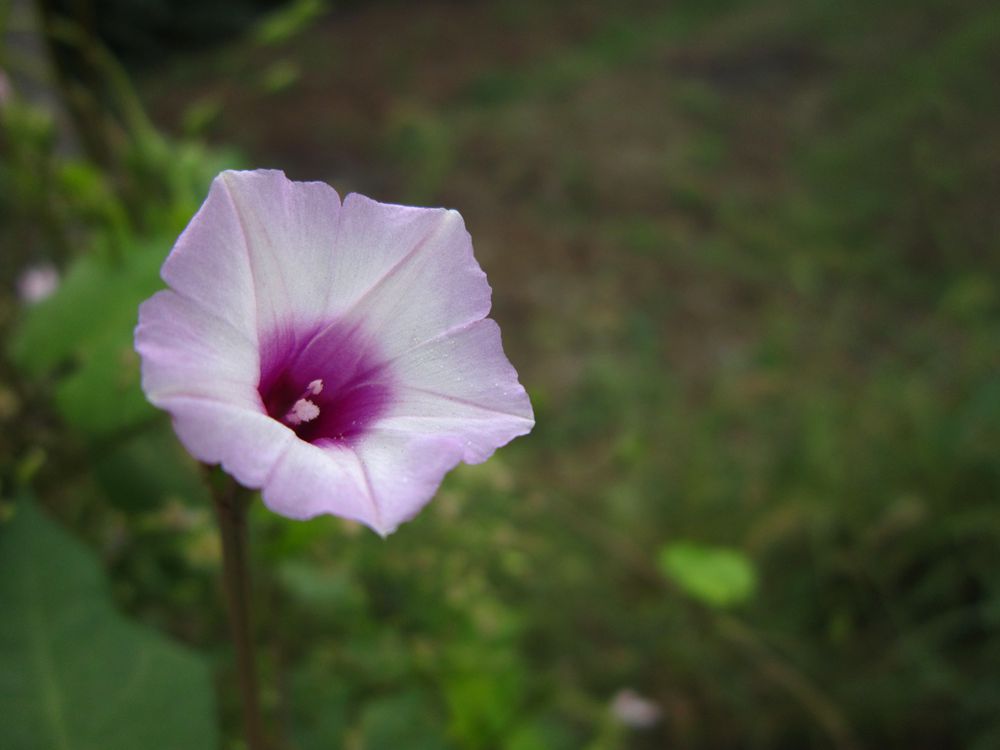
[135,170,533,535]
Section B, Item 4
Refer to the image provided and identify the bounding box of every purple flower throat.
[258,321,393,445]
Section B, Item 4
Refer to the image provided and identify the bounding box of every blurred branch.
[716,614,860,750]
[43,13,158,143]
[2,0,80,155]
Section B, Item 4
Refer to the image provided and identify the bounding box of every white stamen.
[285,398,320,425]
[307,379,324,396]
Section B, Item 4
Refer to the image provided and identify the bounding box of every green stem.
[211,477,267,750]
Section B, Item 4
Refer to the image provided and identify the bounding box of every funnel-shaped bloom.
[135,170,533,535]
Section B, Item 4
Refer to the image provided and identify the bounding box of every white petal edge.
[157,397,295,488]
[336,195,492,360]
[351,432,466,535]
[258,431,467,536]
[375,318,534,463]
[136,290,260,404]
[259,439,377,527]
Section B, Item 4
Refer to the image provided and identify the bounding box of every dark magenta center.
[258,321,393,445]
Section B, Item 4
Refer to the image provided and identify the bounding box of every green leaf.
[9,245,167,435]
[254,0,328,46]
[445,656,525,748]
[53,333,154,436]
[288,667,350,750]
[503,718,577,750]
[92,425,210,512]
[0,498,217,750]
[360,690,450,750]
[277,560,367,617]
[10,250,157,374]
[658,541,758,608]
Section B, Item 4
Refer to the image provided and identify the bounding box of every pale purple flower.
[135,170,533,535]
[0,69,10,107]
[17,263,59,304]
[610,688,662,729]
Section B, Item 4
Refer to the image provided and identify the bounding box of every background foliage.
[2,0,998,748]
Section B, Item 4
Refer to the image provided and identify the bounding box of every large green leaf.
[10,249,161,374]
[9,245,167,436]
[659,541,758,609]
[0,498,217,750]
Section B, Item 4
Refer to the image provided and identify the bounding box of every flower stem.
[211,476,267,750]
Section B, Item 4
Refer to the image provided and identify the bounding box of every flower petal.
[218,170,343,332]
[260,432,465,535]
[375,319,534,462]
[136,290,259,404]
[159,176,256,338]
[160,170,342,342]
[259,440,375,526]
[352,432,466,535]
[335,195,492,358]
[159,397,295,487]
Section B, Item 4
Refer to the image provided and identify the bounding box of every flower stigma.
[283,379,325,426]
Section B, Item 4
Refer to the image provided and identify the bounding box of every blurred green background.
[2,0,999,748]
